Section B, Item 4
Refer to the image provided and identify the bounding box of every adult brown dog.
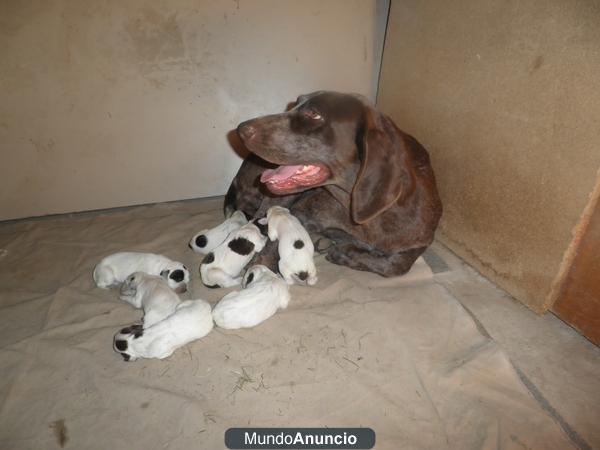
[224,91,442,277]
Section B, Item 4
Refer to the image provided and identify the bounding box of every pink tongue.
[260,165,304,183]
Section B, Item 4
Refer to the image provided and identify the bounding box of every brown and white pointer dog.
[224,91,442,277]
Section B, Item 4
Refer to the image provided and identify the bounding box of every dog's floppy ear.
[351,107,415,224]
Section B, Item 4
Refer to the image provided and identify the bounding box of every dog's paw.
[113,324,144,362]
[314,237,334,254]
[325,244,353,266]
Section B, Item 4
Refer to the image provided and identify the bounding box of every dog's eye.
[303,108,322,121]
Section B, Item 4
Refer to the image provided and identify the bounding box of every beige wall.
[378,0,600,312]
[0,0,389,221]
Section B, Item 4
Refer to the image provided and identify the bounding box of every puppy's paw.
[113,324,144,362]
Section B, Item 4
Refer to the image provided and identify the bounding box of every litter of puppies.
[94,209,317,361]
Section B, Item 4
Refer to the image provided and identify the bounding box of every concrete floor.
[425,242,600,450]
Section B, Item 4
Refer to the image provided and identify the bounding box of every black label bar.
[225,428,375,449]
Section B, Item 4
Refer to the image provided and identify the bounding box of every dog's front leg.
[326,243,426,278]
[255,194,298,218]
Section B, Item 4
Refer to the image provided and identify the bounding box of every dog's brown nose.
[237,121,257,140]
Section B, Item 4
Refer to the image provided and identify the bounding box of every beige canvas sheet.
[0,199,573,449]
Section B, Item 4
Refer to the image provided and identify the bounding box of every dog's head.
[159,262,189,294]
[237,91,415,224]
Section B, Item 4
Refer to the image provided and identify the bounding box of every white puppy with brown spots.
[93,252,190,293]
[200,222,267,288]
[118,272,181,328]
[262,206,317,285]
[189,210,248,254]
[113,299,213,361]
[212,265,290,329]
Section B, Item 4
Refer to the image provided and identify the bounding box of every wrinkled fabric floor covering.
[0,199,573,450]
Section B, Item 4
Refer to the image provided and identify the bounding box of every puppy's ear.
[351,107,415,224]
[252,217,269,237]
[119,277,137,297]
[255,234,267,253]
[242,269,255,288]
[240,211,253,222]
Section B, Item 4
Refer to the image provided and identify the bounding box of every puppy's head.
[265,205,289,222]
[229,223,267,254]
[160,262,189,293]
[248,222,269,250]
[119,272,145,304]
[231,210,250,224]
[292,270,318,286]
[242,265,277,288]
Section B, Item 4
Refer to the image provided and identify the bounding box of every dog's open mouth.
[260,164,330,193]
